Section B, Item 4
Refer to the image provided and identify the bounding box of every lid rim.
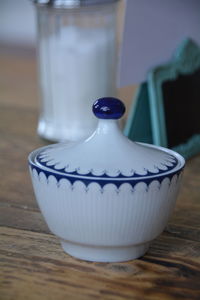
[29,143,185,181]
[30,162,184,181]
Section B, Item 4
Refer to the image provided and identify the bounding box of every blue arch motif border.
[36,151,178,179]
[30,163,184,190]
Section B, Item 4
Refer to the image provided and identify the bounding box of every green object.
[124,82,153,144]
[124,38,200,159]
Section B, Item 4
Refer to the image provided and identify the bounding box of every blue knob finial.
[92,97,126,120]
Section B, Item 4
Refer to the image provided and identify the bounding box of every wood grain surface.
[0,48,200,300]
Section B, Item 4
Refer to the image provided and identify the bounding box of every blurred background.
[0,0,134,113]
[0,0,36,48]
[0,0,39,112]
[0,0,199,140]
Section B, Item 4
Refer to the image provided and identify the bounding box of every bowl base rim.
[60,240,150,262]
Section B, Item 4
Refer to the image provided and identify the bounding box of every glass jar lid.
[33,0,119,8]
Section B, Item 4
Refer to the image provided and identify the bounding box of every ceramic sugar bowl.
[28,97,185,262]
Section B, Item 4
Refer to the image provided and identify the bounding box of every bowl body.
[29,144,184,262]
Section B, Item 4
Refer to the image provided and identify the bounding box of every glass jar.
[33,0,120,142]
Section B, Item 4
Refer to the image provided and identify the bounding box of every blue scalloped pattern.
[30,163,183,189]
[36,153,178,179]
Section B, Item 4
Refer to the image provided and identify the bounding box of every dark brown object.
[0,48,200,300]
[163,68,200,148]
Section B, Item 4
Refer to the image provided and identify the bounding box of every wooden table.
[0,48,200,300]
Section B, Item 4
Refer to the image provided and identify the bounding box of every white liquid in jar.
[38,25,116,142]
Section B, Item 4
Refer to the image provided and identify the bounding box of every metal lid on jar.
[31,98,184,183]
[33,0,119,8]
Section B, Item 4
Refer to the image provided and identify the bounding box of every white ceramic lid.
[34,97,183,179]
